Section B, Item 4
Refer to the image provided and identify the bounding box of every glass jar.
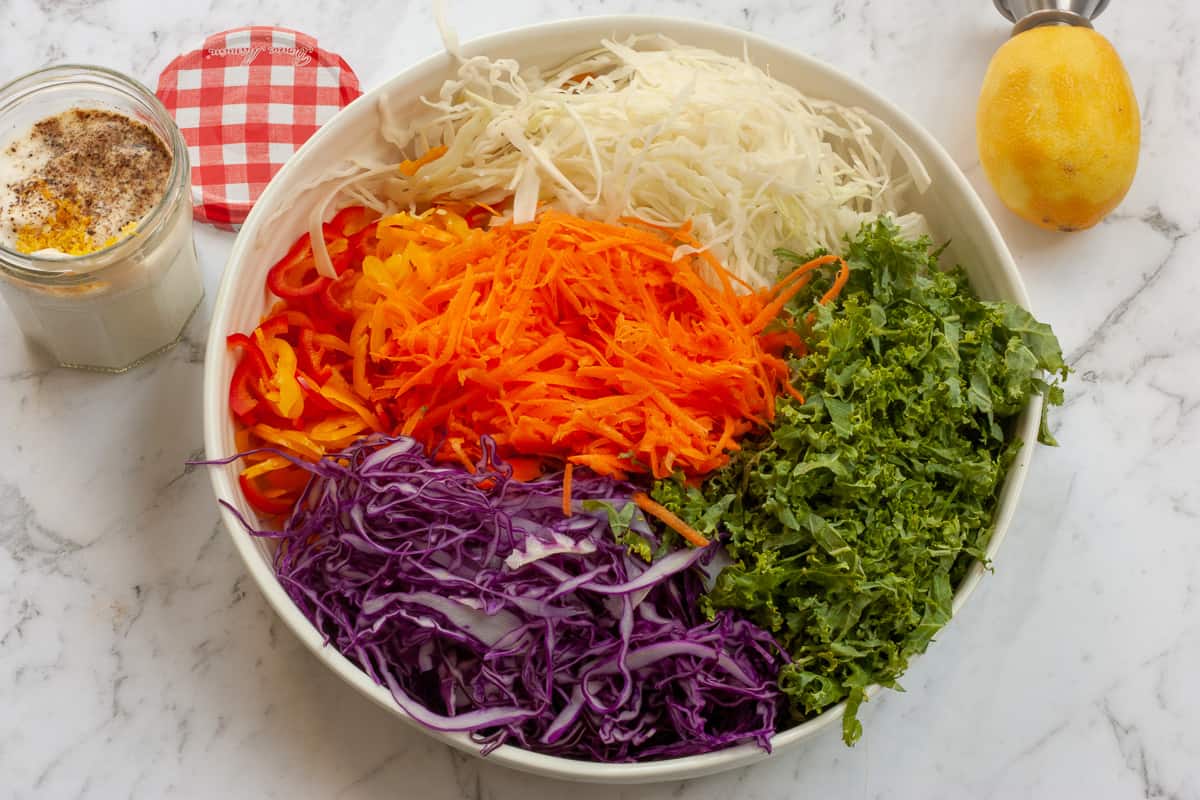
[0,65,203,372]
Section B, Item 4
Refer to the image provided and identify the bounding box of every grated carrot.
[332,207,808,480]
[631,492,710,548]
[398,145,448,177]
[562,463,574,518]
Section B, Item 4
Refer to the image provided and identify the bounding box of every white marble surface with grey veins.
[1,1,1198,798]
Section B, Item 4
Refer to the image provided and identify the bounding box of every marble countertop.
[2,1,1198,797]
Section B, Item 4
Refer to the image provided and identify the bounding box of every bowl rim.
[203,14,1040,784]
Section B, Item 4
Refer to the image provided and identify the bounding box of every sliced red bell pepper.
[323,237,351,276]
[318,269,357,325]
[227,333,271,421]
[229,358,263,420]
[297,329,334,383]
[296,373,339,417]
[313,207,376,276]
[238,472,294,515]
[267,207,376,300]
[263,465,313,493]
[266,236,329,299]
[328,205,376,238]
[259,309,316,338]
[227,332,270,372]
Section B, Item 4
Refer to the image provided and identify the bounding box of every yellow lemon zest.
[15,185,139,256]
[15,187,98,256]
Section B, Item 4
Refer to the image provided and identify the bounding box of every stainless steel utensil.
[993,0,1111,33]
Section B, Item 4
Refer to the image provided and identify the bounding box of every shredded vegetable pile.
[210,33,1067,764]
[318,36,928,288]
[228,203,847,512]
[652,221,1068,743]
[346,208,836,478]
[238,435,786,760]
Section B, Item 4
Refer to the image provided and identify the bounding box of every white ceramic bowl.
[203,16,1040,784]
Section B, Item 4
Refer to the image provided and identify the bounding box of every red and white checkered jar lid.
[155,26,362,230]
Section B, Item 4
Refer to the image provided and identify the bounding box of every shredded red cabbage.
[231,435,786,761]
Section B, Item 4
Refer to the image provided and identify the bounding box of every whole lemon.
[977,25,1140,231]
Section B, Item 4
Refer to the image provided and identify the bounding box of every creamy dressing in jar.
[0,66,203,372]
[0,108,172,253]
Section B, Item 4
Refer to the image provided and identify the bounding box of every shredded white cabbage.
[318,36,929,287]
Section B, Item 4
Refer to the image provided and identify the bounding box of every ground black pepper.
[1,108,171,251]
